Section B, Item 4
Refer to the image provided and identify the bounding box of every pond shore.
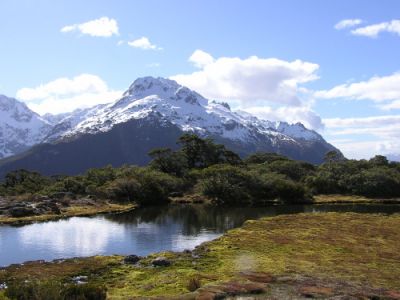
[314,194,400,204]
[0,196,135,225]
[1,211,399,299]
[1,193,400,226]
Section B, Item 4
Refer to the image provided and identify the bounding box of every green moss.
[314,194,400,204]
[2,212,400,298]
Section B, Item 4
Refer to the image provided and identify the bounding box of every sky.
[0,0,399,159]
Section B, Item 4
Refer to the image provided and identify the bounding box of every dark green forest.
[1,134,400,205]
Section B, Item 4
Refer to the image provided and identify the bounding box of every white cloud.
[244,106,323,130]
[16,74,122,115]
[323,115,400,159]
[351,19,400,38]
[189,50,215,68]
[127,37,162,50]
[315,72,400,110]
[334,19,363,30]
[61,17,119,37]
[328,140,400,160]
[324,115,400,129]
[171,50,319,106]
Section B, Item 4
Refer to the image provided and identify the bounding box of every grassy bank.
[0,202,135,225]
[314,194,400,204]
[1,212,399,299]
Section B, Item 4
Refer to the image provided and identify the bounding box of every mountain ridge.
[0,77,340,176]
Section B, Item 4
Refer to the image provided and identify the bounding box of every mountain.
[0,77,340,177]
[0,95,52,159]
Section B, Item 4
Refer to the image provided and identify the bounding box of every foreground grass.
[0,202,135,225]
[1,212,400,299]
[314,194,400,204]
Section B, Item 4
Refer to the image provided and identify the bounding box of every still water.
[1,204,399,267]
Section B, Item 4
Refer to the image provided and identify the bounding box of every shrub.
[5,280,62,300]
[244,152,289,165]
[200,165,253,205]
[106,177,141,202]
[106,167,184,205]
[62,283,107,300]
[85,165,116,186]
[265,160,315,181]
[251,172,308,204]
[4,281,107,300]
[2,169,52,196]
[349,168,400,198]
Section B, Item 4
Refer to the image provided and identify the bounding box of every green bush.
[5,280,62,300]
[4,281,106,300]
[265,160,315,181]
[1,169,52,196]
[62,283,107,300]
[200,165,253,205]
[244,152,289,165]
[106,167,184,205]
[200,165,308,205]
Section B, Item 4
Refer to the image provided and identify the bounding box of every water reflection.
[18,218,125,256]
[1,203,399,267]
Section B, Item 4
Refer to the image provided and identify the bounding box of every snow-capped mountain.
[45,77,323,144]
[0,77,339,176]
[0,95,52,159]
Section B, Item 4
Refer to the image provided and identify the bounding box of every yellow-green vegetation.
[0,202,134,225]
[314,194,400,204]
[1,212,399,299]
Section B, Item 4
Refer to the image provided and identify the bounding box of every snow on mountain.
[0,76,332,163]
[0,95,52,159]
[51,76,323,145]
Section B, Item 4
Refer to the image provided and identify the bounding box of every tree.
[244,152,288,165]
[148,148,188,176]
[369,155,389,166]
[324,150,343,163]
[178,134,241,168]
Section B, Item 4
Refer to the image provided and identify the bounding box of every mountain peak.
[0,95,52,159]
[124,76,181,97]
[120,76,207,108]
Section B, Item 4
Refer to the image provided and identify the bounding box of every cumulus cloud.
[244,106,323,130]
[127,37,162,50]
[189,50,215,68]
[351,19,400,37]
[171,50,319,106]
[16,74,122,115]
[315,72,400,110]
[334,19,363,30]
[61,17,119,37]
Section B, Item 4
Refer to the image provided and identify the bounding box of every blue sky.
[0,0,399,159]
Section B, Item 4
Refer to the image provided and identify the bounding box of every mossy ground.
[314,194,400,204]
[0,202,135,225]
[1,212,400,299]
